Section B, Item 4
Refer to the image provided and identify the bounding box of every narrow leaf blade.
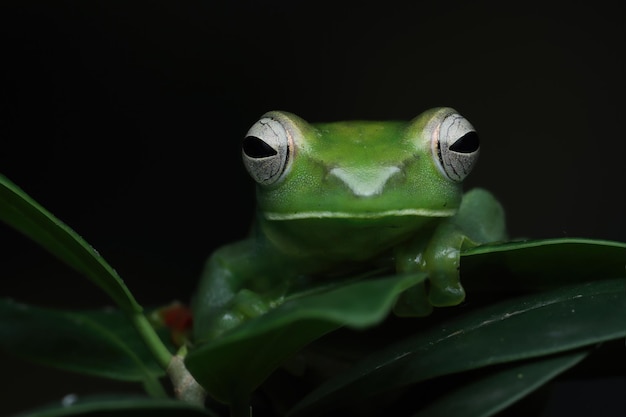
[0,299,166,383]
[462,238,626,292]
[185,273,426,404]
[0,174,141,314]
[10,395,217,417]
[412,350,589,417]
[290,278,626,416]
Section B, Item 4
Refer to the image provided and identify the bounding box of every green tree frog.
[193,108,506,341]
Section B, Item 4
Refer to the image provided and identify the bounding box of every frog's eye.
[432,112,480,182]
[242,116,293,186]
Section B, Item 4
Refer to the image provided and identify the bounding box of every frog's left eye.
[242,116,293,186]
[432,112,480,182]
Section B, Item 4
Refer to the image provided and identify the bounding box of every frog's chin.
[263,207,457,221]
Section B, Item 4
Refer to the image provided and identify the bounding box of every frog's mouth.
[263,207,457,221]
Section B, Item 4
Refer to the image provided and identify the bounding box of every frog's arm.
[394,188,506,316]
[191,238,292,342]
[452,187,507,246]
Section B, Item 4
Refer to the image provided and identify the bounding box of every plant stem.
[167,354,206,405]
[142,375,169,398]
[130,311,173,369]
[131,313,207,405]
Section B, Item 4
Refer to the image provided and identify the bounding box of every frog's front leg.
[191,239,291,342]
[394,188,506,316]
[393,222,466,316]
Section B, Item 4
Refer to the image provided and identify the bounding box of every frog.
[192,107,506,342]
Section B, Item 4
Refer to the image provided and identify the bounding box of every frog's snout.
[329,166,401,197]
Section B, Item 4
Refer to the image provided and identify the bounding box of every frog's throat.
[263,208,457,221]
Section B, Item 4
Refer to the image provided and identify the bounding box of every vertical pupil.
[242,136,278,158]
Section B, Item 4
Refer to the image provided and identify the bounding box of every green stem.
[142,375,169,398]
[131,312,209,405]
[130,311,173,369]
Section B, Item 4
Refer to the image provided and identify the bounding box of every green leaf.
[412,350,589,417]
[185,272,426,405]
[289,278,626,416]
[462,238,626,292]
[0,299,168,394]
[10,395,218,417]
[0,174,140,315]
[0,174,172,369]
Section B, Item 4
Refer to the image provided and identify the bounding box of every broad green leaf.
[289,278,626,416]
[0,174,140,314]
[462,238,626,292]
[0,299,168,392]
[412,350,588,417]
[10,395,218,417]
[185,272,426,405]
[0,174,172,369]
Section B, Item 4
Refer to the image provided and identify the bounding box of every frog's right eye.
[429,110,480,182]
[242,117,293,186]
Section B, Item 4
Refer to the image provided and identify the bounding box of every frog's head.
[242,108,480,222]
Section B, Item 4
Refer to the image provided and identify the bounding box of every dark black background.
[0,1,624,415]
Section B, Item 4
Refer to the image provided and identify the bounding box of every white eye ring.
[242,116,293,186]
[432,112,480,182]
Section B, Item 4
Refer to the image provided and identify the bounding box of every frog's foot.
[427,271,466,307]
[394,273,465,317]
[393,281,433,317]
[209,289,274,339]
